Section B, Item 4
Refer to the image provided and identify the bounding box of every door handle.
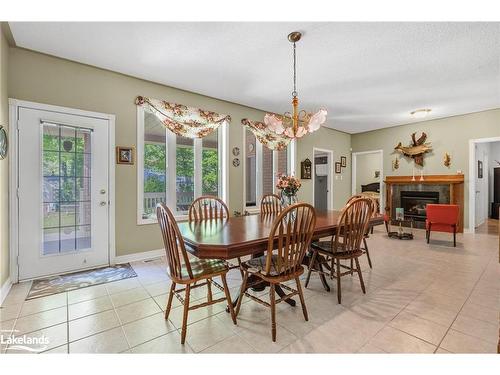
[100,201,107,206]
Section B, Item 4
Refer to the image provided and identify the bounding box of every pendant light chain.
[262,31,326,140]
[292,41,297,98]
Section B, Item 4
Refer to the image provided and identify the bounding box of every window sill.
[137,214,189,226]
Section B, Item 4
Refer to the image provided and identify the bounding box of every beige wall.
[296,127,352,209]
[8,47,345,262]
[355,152,381,194]
[0,28,9,285]
[351,109,500,228]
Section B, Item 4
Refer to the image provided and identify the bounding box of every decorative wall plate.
[232,147,240,156]
[232,158,240,167]
[0,126,8,160]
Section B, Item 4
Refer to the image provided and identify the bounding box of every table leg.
[275,285,296,306]
[317,262,331,292]
[303,251,331,292]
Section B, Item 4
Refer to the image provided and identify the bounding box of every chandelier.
[264,31,327,139]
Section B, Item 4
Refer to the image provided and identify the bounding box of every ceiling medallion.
[263,31,327,140]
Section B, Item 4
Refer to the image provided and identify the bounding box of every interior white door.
[17,107,110,280]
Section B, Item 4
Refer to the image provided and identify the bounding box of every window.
[244,130,294,208]
[138,106,226,222]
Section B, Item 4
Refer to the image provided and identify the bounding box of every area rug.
[26,263,137,300]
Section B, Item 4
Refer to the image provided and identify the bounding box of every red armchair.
[425,204,459,247]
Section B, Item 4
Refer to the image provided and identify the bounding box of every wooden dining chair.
[260,194,282,215]
[156,203,237,344]
[235,203,316,342]
[345,194,377,268]
[188,195,244,280]
[305,197,374,304]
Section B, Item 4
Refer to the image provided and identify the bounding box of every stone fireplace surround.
[384,174,464,232]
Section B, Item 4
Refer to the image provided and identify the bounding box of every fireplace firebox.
[400,191,439,221]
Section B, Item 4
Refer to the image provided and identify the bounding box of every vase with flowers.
[276,174,301,209]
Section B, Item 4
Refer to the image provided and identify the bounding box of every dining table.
[177,210,384,307]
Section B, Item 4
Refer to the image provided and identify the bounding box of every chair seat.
[311,241,363,258]
[426,220,456,233]
[170,259,228,281]
[242,254,304,277]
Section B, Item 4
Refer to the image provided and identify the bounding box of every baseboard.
[0,277,13,305]
[112,249,164,265]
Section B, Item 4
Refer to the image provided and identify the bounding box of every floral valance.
[136,96,231,138]
[241,119,291,151]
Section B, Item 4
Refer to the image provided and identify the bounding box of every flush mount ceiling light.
[410,108,432,119]
[263,31,327,139]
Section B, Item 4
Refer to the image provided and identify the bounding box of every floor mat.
[26,263,137,300]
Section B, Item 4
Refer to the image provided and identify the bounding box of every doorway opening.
[351,150,384,213]
[312,148,333,211]
[468,137,500,233]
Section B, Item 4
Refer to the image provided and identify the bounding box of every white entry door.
[17,107,110,280]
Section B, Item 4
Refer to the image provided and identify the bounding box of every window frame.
[137,106,227,224]
[242,129,296,212]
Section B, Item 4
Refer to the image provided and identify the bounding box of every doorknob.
[100,201,107,206]
[100,189,106,194]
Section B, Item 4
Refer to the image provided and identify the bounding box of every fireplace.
[400,191,439,221]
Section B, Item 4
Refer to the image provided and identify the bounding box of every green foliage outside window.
[143,142,218,194]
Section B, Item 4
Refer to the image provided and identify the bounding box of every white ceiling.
[9,22,500,133]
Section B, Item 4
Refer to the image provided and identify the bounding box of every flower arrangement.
[276,174,301,197]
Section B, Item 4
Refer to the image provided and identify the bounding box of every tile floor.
[0,227,498,354]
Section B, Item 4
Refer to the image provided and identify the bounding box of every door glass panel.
[176,136,194,212]
[60,152,76,176]
[60,226,76,253]
[42,123,92,255]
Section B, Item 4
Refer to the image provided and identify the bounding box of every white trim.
[312,148,334,211]
[8,101,19,284]
[351,149,384,214]
[0,277,13,305]
[289,139,297,176]
[220,121,229,205]
[113,249,164,265]
[9,99,116,283]
[468,136,500,233]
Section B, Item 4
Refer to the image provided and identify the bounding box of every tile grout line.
[432,256,493,353]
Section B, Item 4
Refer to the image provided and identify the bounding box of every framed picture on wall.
[116,146,135,165]
[301,158,312,179]
[340,156,347,167]
[335,162,342,174]
[478,160,483,178]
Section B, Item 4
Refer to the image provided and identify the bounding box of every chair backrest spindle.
[188,196,229,222]
[156,203,193,281]
[260,194,282,215]
[333,197,374,255]
[265,203,316,277]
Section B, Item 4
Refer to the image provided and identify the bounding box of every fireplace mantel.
[384,174,464,232]
[384,174,464,185]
